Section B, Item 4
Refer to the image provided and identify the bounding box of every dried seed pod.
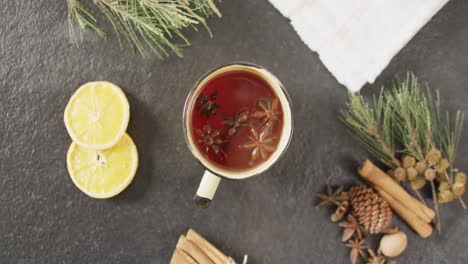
[402,156,416,169]
[426,148,442,166]
[394,167,407,182]
[331,201,349,222]
[438,190,455,203]
[410,176,426,190]
[435,158,450,173]
[379,231,408,258]
[455,172,467,184]
[406,168,418,181]
[424,169,436,181]
[415,161,427,174]
[436,171,449,182]
[438,181,451,191]
[452,173,467,196]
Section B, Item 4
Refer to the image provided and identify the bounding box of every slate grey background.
[1,0,468,263]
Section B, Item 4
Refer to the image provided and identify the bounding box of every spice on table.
[349,185,392,234]
[379,231,408,258]
[316,184,401,264]
[170,229,247,264]
[346,238,367,264]
[358,160,435,225]
[340,73,467,233]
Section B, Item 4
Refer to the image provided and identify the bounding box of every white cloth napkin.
[269,0,449,91]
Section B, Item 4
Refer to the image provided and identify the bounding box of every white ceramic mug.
[183,62,293,208]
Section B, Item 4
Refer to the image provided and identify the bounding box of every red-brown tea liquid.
[189,70,284,172]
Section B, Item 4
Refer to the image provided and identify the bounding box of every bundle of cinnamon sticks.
[359,160,435,238]
[171,229,245,264]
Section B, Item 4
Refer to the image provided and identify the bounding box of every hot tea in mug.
[183,63,293,207]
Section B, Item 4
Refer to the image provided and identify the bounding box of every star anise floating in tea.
[195,123,225,157]
[241,126,276,164]
[253,97,281,128]
[223,109,250,136]
[196,91,219,117]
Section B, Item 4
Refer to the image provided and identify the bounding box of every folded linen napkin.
[269,0,449,91]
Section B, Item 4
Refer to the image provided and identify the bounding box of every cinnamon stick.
[187,229,228,264]
[359,160,435,223]
[170,248,198,264]
[376,187,433,238]
[176,235,215,264]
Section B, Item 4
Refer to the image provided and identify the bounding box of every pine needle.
[67,0,221,58]
[340,90,401,169]
[387,73,429,161]
[68,0,106,44]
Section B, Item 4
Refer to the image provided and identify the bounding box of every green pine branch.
[431,90,464,166]
[340,90,401,169]
[387,73,431,161]
[67,0,221,58]
[341,73,465,170]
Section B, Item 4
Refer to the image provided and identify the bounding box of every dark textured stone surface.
[1,1,468,263]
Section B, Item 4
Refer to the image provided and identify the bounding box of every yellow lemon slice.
[67,133,138,198]
[64,81,130,150]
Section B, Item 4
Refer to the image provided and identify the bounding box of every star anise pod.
[195,91,219,117]
[241,126,276,164]
[195,123,225,156]
[252,97,281,128]
[339,214,365,241]
[331,200,349,222]
[347,238,367,264]
[367,249,397,264]
[223,109,249,136]
[316,184,349,208]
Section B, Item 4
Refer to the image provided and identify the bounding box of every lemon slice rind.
[66,133,138,199]
[64,81,130,150]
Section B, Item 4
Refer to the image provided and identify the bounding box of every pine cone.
[349,186,393,234]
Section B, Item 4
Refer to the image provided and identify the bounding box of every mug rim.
[182,61,294,180]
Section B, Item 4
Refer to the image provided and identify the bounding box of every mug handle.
[193,170,221,208]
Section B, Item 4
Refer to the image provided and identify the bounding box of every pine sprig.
[342,73,467,224]
[340,90,401,169]
[67,0,221,58]
[388,73,431,161]
[432,91,465,166]
[68,0,106,42]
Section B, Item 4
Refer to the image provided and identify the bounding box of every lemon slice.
[67,133,138,198]
[64,81,130,150]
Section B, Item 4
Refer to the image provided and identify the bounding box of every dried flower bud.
[402,156,416,169]
[455,172,467,184]
[438,190,455,203]
[424,169,436,181]
[436,172,449,182]
[435,158,450,173]
[410,176,426,190]
[426,148,442,166]
[453,173,467,196]
[394,167,407,182]
[453,183,466,197]
[415,161,427,174]
[406,168,418,181]
[438,181,451,191]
